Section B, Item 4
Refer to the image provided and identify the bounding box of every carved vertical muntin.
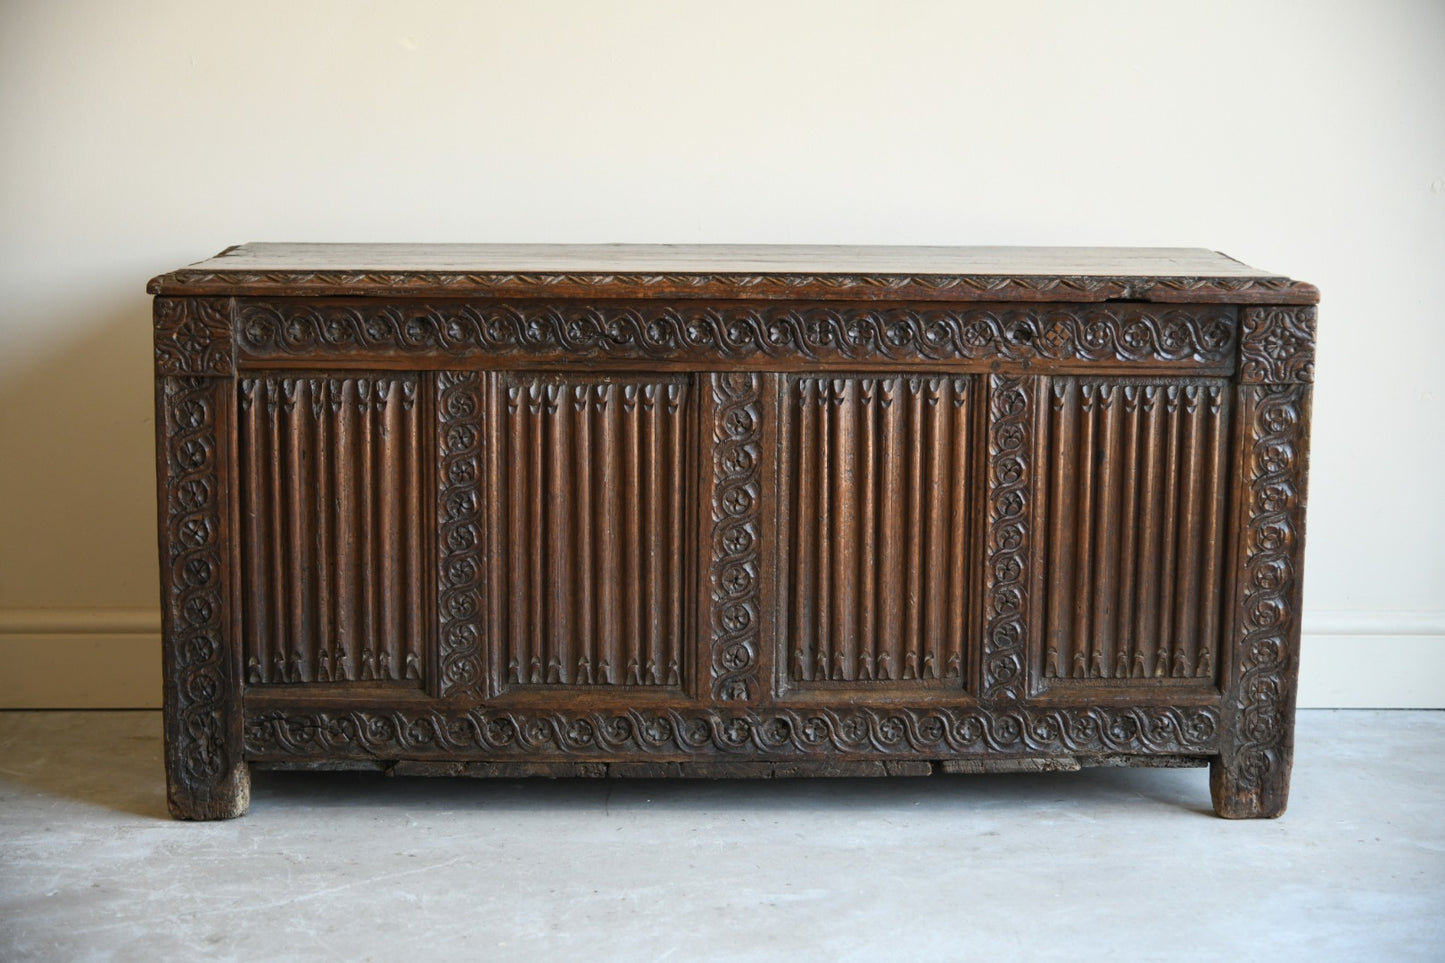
[1212,382,1312,818]
[980,374,1033,704]
[708,372,764,701]
[156,374,248,819]
[437,371,486,700]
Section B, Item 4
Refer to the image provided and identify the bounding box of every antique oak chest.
[149,244,1316,820]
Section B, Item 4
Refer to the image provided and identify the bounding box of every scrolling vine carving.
[436,371,486,700]
[245,704,1219,759]
[709,373,763,701]
[1223,384,1310,799]
[982,375,1032,703]
[234,300,1236,367]
[159,377,235,799]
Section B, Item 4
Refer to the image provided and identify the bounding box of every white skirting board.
[1293,611,1445,710]
[0,608,1442,709]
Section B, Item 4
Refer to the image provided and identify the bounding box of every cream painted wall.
[1,0,1441,707]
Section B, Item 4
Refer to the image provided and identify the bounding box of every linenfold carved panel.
[1037,379,1231,684]
[233,299,1236,367]
[779,375,972,686]
[493,374,691,689]
[237,376,426,686]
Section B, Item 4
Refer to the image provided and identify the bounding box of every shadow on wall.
[0,293,161,613]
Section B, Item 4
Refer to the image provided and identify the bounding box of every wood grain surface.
[150,243,1318,304]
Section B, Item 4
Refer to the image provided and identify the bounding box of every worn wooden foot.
[166,762,251,821]
[1209,754,1291,819]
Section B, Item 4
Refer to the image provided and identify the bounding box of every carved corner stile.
[156,369,249,819]
[155,295,247,818]
[1212,375,1313,818]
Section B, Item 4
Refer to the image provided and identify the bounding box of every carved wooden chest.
[149,245,1316,819]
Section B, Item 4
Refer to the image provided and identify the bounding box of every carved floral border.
[982,375,1031,703]
[233,300,1237,367]
[159,377,235,794]
[708,373,763,701]
[245,704,1220,759]
[436,371,486,699]
[1224,384,1310,796]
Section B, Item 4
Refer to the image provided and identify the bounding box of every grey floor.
[1,711,1441,962]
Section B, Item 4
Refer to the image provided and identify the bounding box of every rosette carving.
[245,704,1220,759]
[234,300,1235,368]
[436,371,486,699]
[1240,307,1315,383]
[155,298,233,375]
[1214,384,1311,817]
[709,373,763,700]
[159,376,246,818]
[982,375,1032,703]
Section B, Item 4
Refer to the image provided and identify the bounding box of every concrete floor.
[1,710,1441,962]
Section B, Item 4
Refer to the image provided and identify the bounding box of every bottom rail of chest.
[159,698,1287,821]
[255,753,1210,780]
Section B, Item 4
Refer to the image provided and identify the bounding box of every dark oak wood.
[151,244,1317,820]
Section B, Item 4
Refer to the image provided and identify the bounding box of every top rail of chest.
[149,244,1317,379]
